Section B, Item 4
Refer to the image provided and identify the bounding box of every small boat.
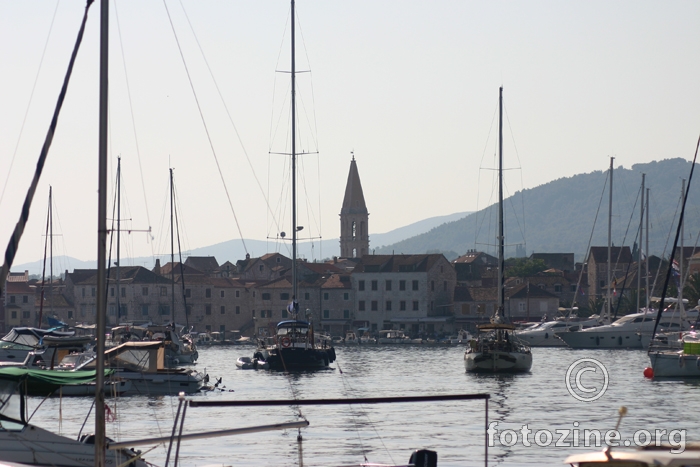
[377,330,412,344]
[236,356,269,370]
[0,327,77,363]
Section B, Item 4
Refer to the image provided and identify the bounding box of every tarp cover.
[0,367,111,386]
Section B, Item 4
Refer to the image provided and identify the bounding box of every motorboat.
[556,306,699,349]
[71,341,206,395]
[0,335,93,370]
[647,332,700,378]
[236,356,269,370]
[344,331,361,344]
[516,320,581,347]
[0,327,77,363]
[255,320,336,371]
[377,330,412,344]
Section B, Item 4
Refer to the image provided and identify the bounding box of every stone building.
[587,246,633,298]
[352,254,456,336]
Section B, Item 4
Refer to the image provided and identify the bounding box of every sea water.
[26,345,699,466]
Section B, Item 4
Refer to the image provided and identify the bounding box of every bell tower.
[340,154,369,258]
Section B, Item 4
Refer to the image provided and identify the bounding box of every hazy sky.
[1,1,699,271]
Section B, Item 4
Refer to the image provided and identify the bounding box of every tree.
[505,258,548,278]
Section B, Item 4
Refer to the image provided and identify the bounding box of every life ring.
[280,336,292,348]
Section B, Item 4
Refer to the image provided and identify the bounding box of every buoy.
[643,367,654,378]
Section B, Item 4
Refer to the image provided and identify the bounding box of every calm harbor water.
[26,345,700,466]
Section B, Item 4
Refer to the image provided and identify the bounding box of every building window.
[159,305,170,316]
[262,293,271,300]
[252,310,255,318]
[118,304,127,316]
[160,287,167,296]
[358,280,365,291]
[111,288,115,297]
[431,281,435,292]
[399,280,406,291]
[281,293,290,301]
[22,311,30,319]
[371,280,378,291]
[142,304,149,316]
[236,290,240,298]
[206,288,211,298]
[259,265,264,272]
[412,300,419,311]
[206,325,212,332]
[359,301,365,311]
[220,325,226,333]
[22,295,28,303]
[91,287,96,297]
[518,302,526,312]
[304,292,310,300]
[11,311,17,319]
[371,300,378,311]
[400,300,406,311]
[236,306,240,314]
[412,280,419,291]
[571,284,577,292]
[142,287,148,296]
[220,290,225,298]
[385,280,392,291]
[260,310,266,318]
[343,309,350,319]
[386,301,392,311]
[206,305,212,315]
[82,288,86,298]
[343,292,349,300]
[599,280,605,288]
[80,304,87,317]
[323,310,330,319]
[68,310,74,319]
[221,306,225,315]
[324,292,329,300]
[9,296,14,304]
[554,284,562,293]
[461,304,470,315]
[282,309,288,318]
[121,287,126,298]
[185,288,191,298]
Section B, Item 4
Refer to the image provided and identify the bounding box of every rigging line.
[0,0,60,210]
[178,0,283,238]
[161,0,249,255]
[474,106,498,249]
[113,1,155,254]
[173,176,191,329]
[611,187,642,318]
[649,187,683,298]
[502,178,525,248]
[571,170,608,310]
[651,134,700,343]
[0,0,93,294]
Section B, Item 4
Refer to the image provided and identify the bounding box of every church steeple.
[340,153,369,258]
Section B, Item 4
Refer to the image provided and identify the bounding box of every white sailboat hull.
[0,423,148,467]
[649,351,700,377]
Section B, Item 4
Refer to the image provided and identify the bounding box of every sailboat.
[253,0,335,371]
[464,87,533,373]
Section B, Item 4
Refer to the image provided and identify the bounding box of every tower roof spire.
[341,156,368,215]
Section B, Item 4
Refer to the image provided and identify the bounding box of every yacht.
[556,306,698,349]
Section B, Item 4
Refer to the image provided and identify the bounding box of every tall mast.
[680,179,686,310]
[291,0,297,302]
[646,187,650,309]
[116,157,121,325]
[49,185,53,320]
[637,174,645,312]
[170,168,176,324]
[607,156,613,320]
[95,0,109,463]
[497,87,504,316]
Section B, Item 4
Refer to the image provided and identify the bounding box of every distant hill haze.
[14,158,698,276]
[375,158,700,262]
[14,211,470,276]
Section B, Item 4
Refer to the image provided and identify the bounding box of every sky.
[1,0,699,271]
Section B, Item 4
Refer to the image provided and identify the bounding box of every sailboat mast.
[170,168,176,324]
[646,187,650,309]
[95,0,109,463]
[497,87,504,315]
[49,185,53,321]
[291,0,298,302]
[116,157,121,324]
[680,178,685,309]
[607,157,613,320]
[637,174,645,312]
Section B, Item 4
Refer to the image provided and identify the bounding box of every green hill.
[375,158,699,261]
